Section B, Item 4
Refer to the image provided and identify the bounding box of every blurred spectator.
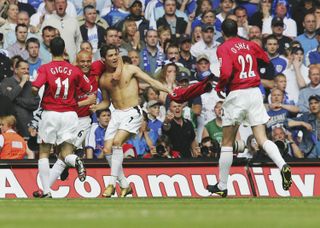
[295,13,318,60]
[143,134,181,158]
[199,136,220,158]
[268,16,292,55]
[271,125,303,158]
[238,135,259,159]
[292,0,315,35]
[128,49,140,66]
[7,23,29,59]
[298,64,320,113]
[39,25,57,64]
[126,111,157,157]
[26,37,41,81]
[248,25,262,40]
[77,0,108,29]
[202,101,223,145]
[162,100,200,158]
[116,0,149,41]
[80,4,105,55]
[264,34,287,75]
[0,115,33,159]
[80,40,94,54]
[157,25,171,52]
[191,25,202,43]
[102,0,129,26]
[190,24,220,76]
[263,0,297,38]
[234,6,249,39]
[266,88,299,132]
[315,4,320,29]
[283,46,310,104]
[250,0,272,30]
[41,0,82,62]
[178,34,196,78]
[215,0,235,32]
[146,100,163,139]
[142,86,166,121]
[305,28,320,66]
[285,95,320,158]
[121,18,144,51]
[158,62,178,103]
[85,108,111,159]
[0,3,18,35]
[30,0,56,31]
[156,0,187,40]
[0,59,40,137]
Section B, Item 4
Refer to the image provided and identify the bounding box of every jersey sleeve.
[77,70,93,93]
[253,42,270,64]
[32,66,47,88]
[216,45,233,92]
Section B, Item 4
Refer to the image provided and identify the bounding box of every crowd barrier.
[0,158,319,198]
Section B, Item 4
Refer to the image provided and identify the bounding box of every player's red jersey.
[215,37,269,93]
[76,60,105,117]
[32,60,92,112]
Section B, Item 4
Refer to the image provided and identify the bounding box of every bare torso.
[100,64,139,110]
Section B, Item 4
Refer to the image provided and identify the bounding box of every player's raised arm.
[130,65,171,93]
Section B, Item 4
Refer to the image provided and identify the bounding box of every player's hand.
[112,55,123,80]
[89,104,98,113]
[164,110,174,123]
[21,74,30,83]
[87,93,97,105]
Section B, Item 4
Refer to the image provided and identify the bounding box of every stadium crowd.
[0,0,320,160]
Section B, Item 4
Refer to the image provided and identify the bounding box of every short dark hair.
[221,19,238,37]
[26,37,40,50]
[42,25,56,35]
[15,59,28,69]
[50,37,65,56]
[96,108,111,118]
[83,4,95,15]
[100,44,119,58]
[15,23,28,33]
[104,26,118,36]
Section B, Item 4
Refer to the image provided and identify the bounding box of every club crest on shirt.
[276,65,283,73]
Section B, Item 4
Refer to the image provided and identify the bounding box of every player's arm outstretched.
[129,65,171,94]
[90,89,110,112]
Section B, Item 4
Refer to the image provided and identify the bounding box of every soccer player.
[31,37,92,198]
[206,19,292,197]
[91,44,170,197]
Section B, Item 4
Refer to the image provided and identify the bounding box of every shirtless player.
[92,45,170,197]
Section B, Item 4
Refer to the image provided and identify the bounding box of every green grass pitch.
[0,198,319,228]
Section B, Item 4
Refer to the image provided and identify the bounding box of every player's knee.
[112,139,123,147]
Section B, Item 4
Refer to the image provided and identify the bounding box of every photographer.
[199,137,220,158]
[271,125,303,159]
[143,135,181,159]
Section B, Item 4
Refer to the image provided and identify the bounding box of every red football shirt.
[215,37,269,93]
[32,60,92,112]
[76,60,105,117]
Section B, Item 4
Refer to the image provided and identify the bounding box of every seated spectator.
[283,47,310,104]
[191,25,202,44]
[271,125,303,159]
[128,49,140,66]
[284,95,320,158]
[126,111,158,157]
[0,115,32,159]
[147,100,163,139]
[142,86,166,121]
[298,64,320,113]
[143,134,181,159]
[269,73,294,105]
[85,108,111,159]
[202,101,223,145]
[162,100,200,158]
[199,136,220,158]
[266,88,299,132]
